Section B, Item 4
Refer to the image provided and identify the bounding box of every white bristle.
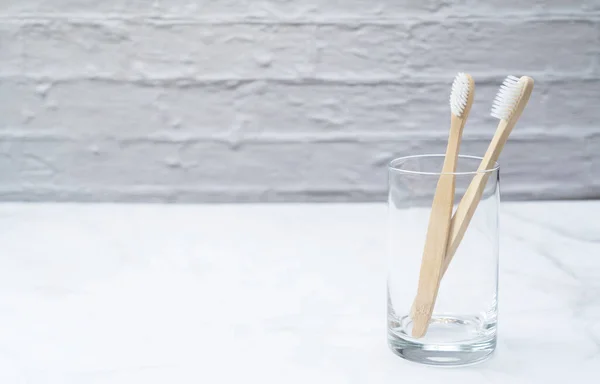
[450,72,470,117]
[490,75,521,120]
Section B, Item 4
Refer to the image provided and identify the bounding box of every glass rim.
[388,154,500,176]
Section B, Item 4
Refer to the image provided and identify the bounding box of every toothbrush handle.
[442,171,493,276]
[441,118,510,277]
[411,115,463,338]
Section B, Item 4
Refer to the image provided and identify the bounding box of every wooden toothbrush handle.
[440,119,511,278]
[411,116,463,338]
[411,172,455,337]
[441,172,492,276]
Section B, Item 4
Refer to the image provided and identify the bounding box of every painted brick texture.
[0,1,599,202]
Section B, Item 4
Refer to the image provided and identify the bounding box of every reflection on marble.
[0,202,598,383]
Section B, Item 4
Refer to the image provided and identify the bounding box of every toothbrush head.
[491,75,523,121]
[450,72,473,118]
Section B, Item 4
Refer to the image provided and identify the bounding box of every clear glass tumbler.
[387,154,499,366]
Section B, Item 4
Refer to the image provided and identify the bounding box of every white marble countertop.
[0,201,598,383]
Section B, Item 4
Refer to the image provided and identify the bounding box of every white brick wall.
[0,1,599,202]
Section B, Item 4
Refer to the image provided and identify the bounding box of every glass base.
[388,315,496,366]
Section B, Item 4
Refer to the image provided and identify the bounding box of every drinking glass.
[387,154,499,366]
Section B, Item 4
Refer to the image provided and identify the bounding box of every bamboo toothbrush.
[438,75,534,280]
[411,73,475,338]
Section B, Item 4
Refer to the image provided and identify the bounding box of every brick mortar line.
[0,12,599,24]
[0,74,598,85]
[0,130,595,143]
[0,185,384,192]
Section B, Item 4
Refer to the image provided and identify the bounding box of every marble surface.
[0,201,598,383]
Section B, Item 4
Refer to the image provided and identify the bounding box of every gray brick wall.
[1,1,599,202]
